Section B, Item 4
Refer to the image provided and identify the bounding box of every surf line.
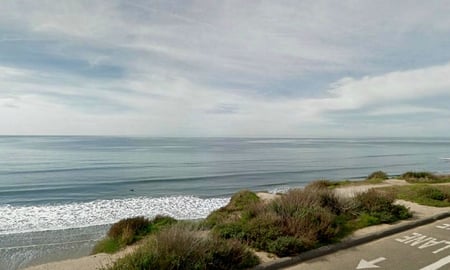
[0,238,100,250]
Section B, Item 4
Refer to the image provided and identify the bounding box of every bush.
[92,238,121,254]
[305,180,333,189]
[203,190,260,228]
[275,187,342,215]
[104,225,259,270]
[270,189,341,246]
[354,213,382,227]
[227,190,260,211]
[206,187,412,259]
[353,189,411,223]
[238,211,284,250]
[107,216,151,243]
[207,238,260,270]
[400,172,439,183]
[379,185,450,207]
[401,172,450,183]
[93,216,177,254]
[267,236,306,257]
[367,171,388,180]
[354,189,395,213]
[417,186,447,201]
[151,215,178,231]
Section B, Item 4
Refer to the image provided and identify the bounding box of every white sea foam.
[268,185,291,194]
[0,196,230,235]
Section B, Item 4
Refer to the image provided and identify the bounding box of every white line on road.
[420,255,450,270]
[356,257,386,269]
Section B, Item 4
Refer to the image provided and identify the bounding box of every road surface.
[284,217,450,270]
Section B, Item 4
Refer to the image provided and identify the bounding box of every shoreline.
[23,180,450,270]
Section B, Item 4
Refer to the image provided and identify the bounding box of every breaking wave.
[0,196,230,235]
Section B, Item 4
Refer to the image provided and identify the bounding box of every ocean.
[1,136,449,269]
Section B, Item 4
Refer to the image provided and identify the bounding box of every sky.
[1,1,450,137]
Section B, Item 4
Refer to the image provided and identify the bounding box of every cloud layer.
[1,1,450,136]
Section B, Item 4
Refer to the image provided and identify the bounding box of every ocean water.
[1,136,449,269]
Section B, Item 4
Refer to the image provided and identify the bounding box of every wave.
[0,164,162,175]
[0,196,229,235]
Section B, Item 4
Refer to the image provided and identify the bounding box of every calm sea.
[1,136,449,269]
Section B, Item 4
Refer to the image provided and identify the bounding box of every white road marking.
[436,224,450,230]
[395,232,450,253]
[356,257,386,269]
[420,255,450,270]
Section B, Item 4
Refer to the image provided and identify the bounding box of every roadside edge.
[253,212,450,270]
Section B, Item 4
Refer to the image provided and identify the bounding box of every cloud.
[311,62,450,114]
[0,1,450,136]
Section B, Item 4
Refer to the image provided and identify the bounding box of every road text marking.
[436,224,450,231]
[395,233,450,254]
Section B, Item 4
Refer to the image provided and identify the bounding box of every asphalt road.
[284,217,450,270]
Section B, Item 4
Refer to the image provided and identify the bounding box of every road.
[284,217,450,270]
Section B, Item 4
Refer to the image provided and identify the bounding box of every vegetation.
[95,170,450,269]
[378,185,450,207]
[351,189,411,227]
[303,179,341,189]
[400,171,450,183]
[102,224,259,270]
[367,170,388,180]
[93,216,176,254]
[204,182,411,257]
[203,190,261,228]
[308,170,391,189]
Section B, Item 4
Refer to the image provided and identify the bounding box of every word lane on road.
[285,217,450,270]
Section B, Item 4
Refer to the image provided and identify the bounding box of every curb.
[253,212,450,270]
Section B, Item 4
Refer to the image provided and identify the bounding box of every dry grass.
[103,224,259,270]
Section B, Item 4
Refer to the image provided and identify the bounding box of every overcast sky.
[1,1,450,137]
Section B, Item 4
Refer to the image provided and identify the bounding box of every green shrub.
[283,206,339,244]
[354,189,395,212]
[150,215,178,232]
[400,171,440,183]
[270,189,342,245]
[92,238,121,254]
[238,212,284,250]
[417,186,447,201]
[274,187,342,216]
[207,187,412,259]
[207,238,260,270]
[107,216,151,242]
[203,190,260,228]
[353,189,411,223]
[367,171,388,180]
[93,215,177,254]
[104,225,259,270]
[267,236,306,257]
[305,180,333,189]
[214,222,246,240]
[353,213,381,228]
[379,185,450,207]
[227,190,260,211]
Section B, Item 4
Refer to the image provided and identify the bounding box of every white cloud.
[1,1,450,136]
[368,106,449,116]
[296,62,450,115]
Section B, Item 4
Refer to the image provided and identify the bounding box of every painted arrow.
[356,257,386,269]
